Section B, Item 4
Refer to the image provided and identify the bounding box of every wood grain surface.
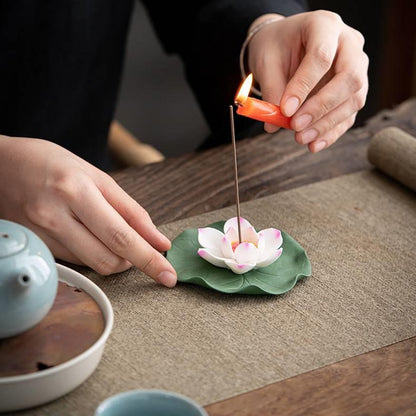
[0,282,105,377]
[111,98,416,416]
[205,337,416,416]
[112,98,416,227]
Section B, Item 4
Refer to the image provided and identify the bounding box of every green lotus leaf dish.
[167,220,311,295]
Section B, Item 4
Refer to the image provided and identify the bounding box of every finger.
[22,222,84,265]
[71,184,177,286]
[292,42,368,132]
[256,58,287,133]
[57,220,132,275]
[96,174,171,252]
[32,206,133,275]
[295,87,367,145]
[308,114,356,153]
[37,232,83,265]
[280,14,341,117]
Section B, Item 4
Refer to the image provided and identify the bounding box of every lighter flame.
[235,73,253,105]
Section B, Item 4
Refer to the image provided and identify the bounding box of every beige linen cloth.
[15,164,415,416]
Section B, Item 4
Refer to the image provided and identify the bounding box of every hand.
[247,11,369,152]
[0,136,177,287]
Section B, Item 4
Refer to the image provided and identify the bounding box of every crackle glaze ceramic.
[0,219,58,338]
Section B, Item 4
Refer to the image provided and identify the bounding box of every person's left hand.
[247,11,369,152]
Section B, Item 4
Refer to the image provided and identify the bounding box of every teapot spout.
[17,273,31,291]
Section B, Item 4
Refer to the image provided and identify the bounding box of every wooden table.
[112,98,416,416]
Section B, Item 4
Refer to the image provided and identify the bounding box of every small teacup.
[95,389,208,416]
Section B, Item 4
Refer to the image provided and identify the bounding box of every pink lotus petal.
[225,226,239,246]
[258,228,283,254]
[242,226,259,246]
[256,247,283,268]
[198,227,225,255]
[234,242,258,264]
[225,225,259,249]
[224,259,256,274]
[224,217,253,234]
[197,248,228,268]
[197,219,283,273]
[220,236,234,259]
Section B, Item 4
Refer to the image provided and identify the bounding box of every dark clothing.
[0,1,134,170]
[0,0,306,170]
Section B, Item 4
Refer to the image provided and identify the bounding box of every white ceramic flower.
[197,217,283,274]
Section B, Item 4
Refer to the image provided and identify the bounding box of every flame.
[235,73,253,105]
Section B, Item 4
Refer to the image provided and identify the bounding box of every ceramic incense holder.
[167,218,311,295]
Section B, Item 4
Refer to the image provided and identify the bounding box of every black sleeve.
[141,0,308,147]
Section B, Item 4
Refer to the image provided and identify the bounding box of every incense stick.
[229,105,242,244]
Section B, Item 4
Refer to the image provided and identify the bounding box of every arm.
[143,1,368,152]
[0,135,177,286]
[141,0,307,144]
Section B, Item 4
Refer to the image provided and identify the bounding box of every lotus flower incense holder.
[167,218,311,295]
[197,217,283,274]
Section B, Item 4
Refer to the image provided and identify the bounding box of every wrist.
[248,13,285,34]
[240,14,285,96]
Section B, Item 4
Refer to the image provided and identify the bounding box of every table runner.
[16,170,416,416]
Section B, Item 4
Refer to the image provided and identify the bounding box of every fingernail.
[314,141,327,152]
[155,230,171,248]
[284,96,300,117]
[294,114,313,131]
[264,123,279,133]
[300,129,318,143]
[157,271,177,288]
[160,233,171,246]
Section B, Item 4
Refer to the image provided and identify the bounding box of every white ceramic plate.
[0,264,113,412]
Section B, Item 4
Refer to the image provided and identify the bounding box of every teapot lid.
[0,221,27,258]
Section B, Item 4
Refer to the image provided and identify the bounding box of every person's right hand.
[0,135,177,287]
[247,11,369,152]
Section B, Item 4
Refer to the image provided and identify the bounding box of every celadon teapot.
[0,219,58,338]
